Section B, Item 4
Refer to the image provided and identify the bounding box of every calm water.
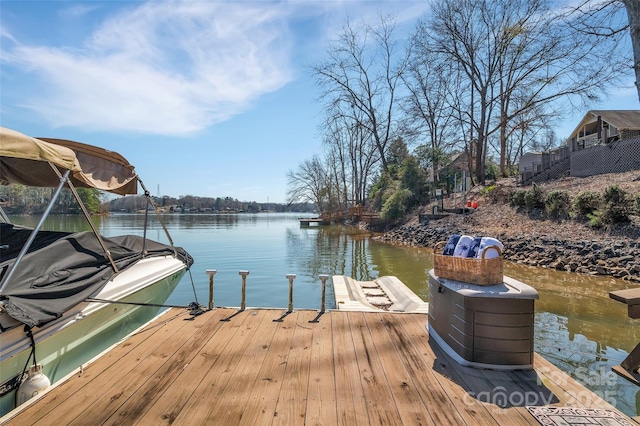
[8,213,640,417]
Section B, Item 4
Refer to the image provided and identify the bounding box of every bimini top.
[0,126,138,195]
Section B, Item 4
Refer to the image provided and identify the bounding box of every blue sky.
[1,1,638,203]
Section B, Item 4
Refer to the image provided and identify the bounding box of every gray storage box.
[427,269,538,370]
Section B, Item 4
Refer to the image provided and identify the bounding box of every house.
[518,110,640,185]
[567,110,640,151]
[431,148,477,182]
[518,151,542,174]
[568,110,640,178]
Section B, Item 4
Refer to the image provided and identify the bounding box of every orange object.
[472,201,478,209]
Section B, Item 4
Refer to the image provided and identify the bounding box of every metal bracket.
[612,342,640,386]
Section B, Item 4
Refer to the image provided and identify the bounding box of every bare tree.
[423,0,627,181]
[427,0,501,183]
[402,28,460,182]
[506,104,556,171]
[565,0,640,103]
[624,0,640,102]
[312,15,407,174]
[322,108,379,207]
[286,156,329,212]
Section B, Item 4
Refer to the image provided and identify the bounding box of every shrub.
[601,185,631,224]
[380,188,411,221]
[572,191,602,216]
[587,211,604,228]
[509,189,527,207]
[524,183,546,209]
[484,162,500,181]
[545,190,571,219]
[481,185,496,196]
[485,185,511,204]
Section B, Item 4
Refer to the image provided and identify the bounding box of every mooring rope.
[14,327,37,406]
[84,298,205,316]
[186,267,200,306]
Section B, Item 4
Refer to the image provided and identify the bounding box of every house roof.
[567,110,640,139]
[590,110,640,130]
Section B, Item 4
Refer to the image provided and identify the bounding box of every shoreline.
[372,173,640,284]
[374,220,640,283]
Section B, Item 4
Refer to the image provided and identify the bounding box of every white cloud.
[3,1,296,135]
[2,1,431,136]
[59,4,102,19]
[0,26,15,44]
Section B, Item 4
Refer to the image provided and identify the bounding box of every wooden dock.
[299,217,328,226]
[3,308,636,425]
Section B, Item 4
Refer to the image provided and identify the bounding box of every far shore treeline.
[0,186,315,215]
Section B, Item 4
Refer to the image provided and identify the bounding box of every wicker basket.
[432,241,503,285]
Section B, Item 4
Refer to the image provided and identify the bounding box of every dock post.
[310,274,330,323]
[319,274,328,313]
[239,270,249,311]
[206,269,217,310]
[274,274,296,322]
[286,274,296,313]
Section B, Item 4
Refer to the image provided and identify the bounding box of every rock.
[617,255,634,264]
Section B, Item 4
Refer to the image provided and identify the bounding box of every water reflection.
[7,213,639,416]
[506,262,639,416]
[292,227,377,280]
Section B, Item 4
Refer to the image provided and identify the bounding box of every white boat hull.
[0,255,187,416]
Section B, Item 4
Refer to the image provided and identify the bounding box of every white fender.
[17,364,51,407]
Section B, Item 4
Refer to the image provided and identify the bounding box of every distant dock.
[3,307,635,425]
[300,207,380,226]
[299,217,328,226]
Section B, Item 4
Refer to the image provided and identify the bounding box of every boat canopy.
[0,127,192,328]
[0,127,138,195]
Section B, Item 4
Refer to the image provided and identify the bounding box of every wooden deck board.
[237,310,295,426]
[31,308,200,426]
[3,308,636,426]
[271,310,316,426]
[357,313,434,426]
[171,309,274,424]
[348,312,403,426]
[204,309,283,423]
[135,308,255,425]
[398,313,499,426]
[380,314,468,425]
[304,311,337,426]
[97,306,228,425]
[331,310,369,425]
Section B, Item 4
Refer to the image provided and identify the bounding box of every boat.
[0,127,194,416]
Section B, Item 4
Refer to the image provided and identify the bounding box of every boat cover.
[0,127,138,195]
[0,223,193,328]
[39,138,138,195]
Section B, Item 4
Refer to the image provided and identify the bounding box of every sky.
[1,1,638,203]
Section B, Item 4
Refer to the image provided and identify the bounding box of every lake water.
[8,212,640,417]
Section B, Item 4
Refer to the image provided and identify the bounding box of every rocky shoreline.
[374,221,640,282]
[370,172,640,283]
